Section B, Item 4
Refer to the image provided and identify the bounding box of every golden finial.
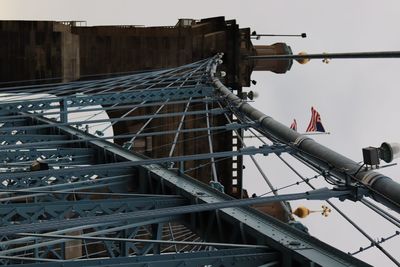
[296,52,310,64]
[321,205,331,217]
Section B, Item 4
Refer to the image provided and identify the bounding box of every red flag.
[290,119,297,131]
[306,107,326,132]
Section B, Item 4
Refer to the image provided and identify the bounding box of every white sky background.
[1,0,400,266]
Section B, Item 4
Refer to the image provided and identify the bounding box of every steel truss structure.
[0,55,399,267]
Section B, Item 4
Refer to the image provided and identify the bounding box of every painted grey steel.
[0,57,376,267]
[212,54,400,212]
[0,181,130,202]
[18,233,268,249]
[0,59,208,95]
[0,148,94,163]
[9,115,368,267]
[0,166,133,189]
[4,248,278,267]
[0,108,225,133]
[0,134,68,143]
[0,149,290,187]
[0,98,215,121]
[205,99,218,182]
[0,123,248,150]
[0,217,181,260]
[59,100,68,123]
[0,197,186,226]
[0,85,213,114]
[0,187,354,235]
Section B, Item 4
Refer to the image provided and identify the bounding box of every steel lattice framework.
[0,55,399,267]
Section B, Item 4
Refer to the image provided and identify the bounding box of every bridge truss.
[0,55,399,267]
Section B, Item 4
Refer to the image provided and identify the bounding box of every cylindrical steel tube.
[211,59,400,212]
[247,51,400,60]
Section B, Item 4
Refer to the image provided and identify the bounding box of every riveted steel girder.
[0,85,213,114]
[0,148,94,163]
[0,197,186,226]
[13,112,370,267]
[4,248,278,267]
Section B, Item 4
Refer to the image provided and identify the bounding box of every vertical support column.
[179,161,184,175]
[121,229,129,257]
[34,238,39,259]
[205,101,219,186]
[59,100,68,123]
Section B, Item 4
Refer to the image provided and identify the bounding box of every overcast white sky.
[1,1,400,266]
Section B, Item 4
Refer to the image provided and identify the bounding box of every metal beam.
[0,148,94,163]
[0,123,249,151]
[0,197,186,225]
[0,145,290,187]
[0,187,355,235]
[0,119,28,127]
[0,85,214,114]
[0,108,226,134]
[12,111,369,267]
[205,99,218,182]
[0,134,68,143]
[17,232,268,248]
[0,217,181,260]
[0,168,133,190]
[0,98,216,121]
[3,248,278,267]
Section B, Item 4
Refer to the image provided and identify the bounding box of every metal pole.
[251,31,306,38]
[247,51,400,60]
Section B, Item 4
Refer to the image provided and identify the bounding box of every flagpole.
[243,135,267,138]
[302,132,330,136]
[246,51,400,61]
[250,31,307,39]
[243,132,330,138]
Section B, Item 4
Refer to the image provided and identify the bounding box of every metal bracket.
[335,186,369,202]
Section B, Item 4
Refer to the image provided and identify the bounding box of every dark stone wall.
[71,17,244,87]
[0,21,79,85]
[72,26,193,75]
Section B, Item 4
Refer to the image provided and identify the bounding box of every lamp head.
[379,142,400,163]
